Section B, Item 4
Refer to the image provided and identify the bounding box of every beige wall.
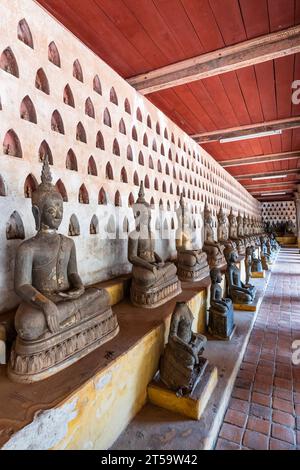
[0,0,261,313]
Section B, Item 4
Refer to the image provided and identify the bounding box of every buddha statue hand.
[58,286,85,300]
[43,301,60,333]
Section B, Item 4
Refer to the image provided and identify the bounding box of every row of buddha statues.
[6,162,279,388]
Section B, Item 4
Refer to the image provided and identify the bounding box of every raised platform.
[112,271,271,451]
[148,366,218,420]
[251,270,265,279]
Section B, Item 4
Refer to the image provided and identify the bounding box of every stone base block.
[130,278,182,309]
[234,295,260,312]
[148,365,218,420]
[208,324,236,342]
[251,271,266,278]
[177,264,210,283]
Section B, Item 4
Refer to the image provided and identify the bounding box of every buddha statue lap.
[128,182,181,308]
[202,202,226,269]
[226,248,256,304]
[176,194,209,282]
[8,158,119,383]
[160,301,208,395]
[208,268,235,340]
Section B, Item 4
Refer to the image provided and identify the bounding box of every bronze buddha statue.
[208,268,235,340]
[226,248,256,304]
[176,194,209,282]
[160,301,207,395]
[8,158,119,383]
[128,182,181,308]
[202,202,225,269]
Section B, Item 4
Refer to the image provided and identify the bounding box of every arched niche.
[6,211,25,240]
[112,139,120,156]
[110,87,118,105]
[115,191,122,207]
[136,107,142,122]
[17,18,34,48]
[0,175,7,196]
[128,192,134,207]
[127,145,133,161]
[0,47,19,77]
[85,97,95,118]
[90,215,99,235]
[3,129,22,157]
[35,68,49,94]
[24,173,38,198]
[55,179,68,202]
[68,214,80,236]
[120,167,128,183]
[98,187,107,205]
[20,95,37,123]
[63,84,75,107]
[103,108,111,127]
[143,133,148,147]
[66,148,77,171]
[51,110,64,134]
[93,74,102,95]
[119,118,126,135]
[88,156,97,176]
[48,41,60,67]
[73,59,83,82]
[133,171,139,186]
[76,122,87,143]
[78,184,89,204]
[138,151,144,166]
[124,98,131,114]
[106,162,113,180]
[96,131,105,150]
[132,126,138,141]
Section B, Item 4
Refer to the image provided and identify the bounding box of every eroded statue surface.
[226,248,256,304]
[176,194,209,282]
[208,268,235,340]
[160,301,207,395]
[8,158,119,383]
[128,182,181,308]
[202,202,225,269]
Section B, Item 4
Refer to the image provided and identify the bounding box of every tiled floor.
[216,248,300,450]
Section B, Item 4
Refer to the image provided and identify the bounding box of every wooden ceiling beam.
[128,26,300,94]
[245,181,299,190]
[191,117,300,143]
[234,169,298,181]
[220,151,300,168]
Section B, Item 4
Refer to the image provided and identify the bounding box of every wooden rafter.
[128,26,300,94]
[191,117,300,143]
[236,168,299,181]
[220,151,300,168]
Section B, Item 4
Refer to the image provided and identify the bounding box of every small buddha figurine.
[208,268,235,340]
[8,157,119,383]
[128,181,181,308]
[217,206,229,246]
[160,301,207,395]
[202,201,226,269]
[226,248,256,304]
[176,193,209,282]
[237,211,246,255]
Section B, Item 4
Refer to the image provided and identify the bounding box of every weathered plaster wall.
[0,0,261,313]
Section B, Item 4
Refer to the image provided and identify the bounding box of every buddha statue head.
[217,206,227,225]
[133,181,151,233]
[32,156,63,231]
[227,247,238,264]
[210,267,222,284]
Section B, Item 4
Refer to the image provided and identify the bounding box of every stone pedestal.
[251,271,266,279]
[148,366,218,420]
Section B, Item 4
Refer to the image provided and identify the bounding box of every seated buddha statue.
[243,214,251,247]
[236,211,246,255]
[217,206,230,248]
[226,248,256,304]
[202,202,226,269]
[128,182,181,308]
[208,268,235,340]
[251,249,263,273]
[160,301,207,396]
[175,194,209,282]
[8,158,119,383]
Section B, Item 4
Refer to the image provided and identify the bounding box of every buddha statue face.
[211,268,222,284]
[38,193,63,230]
[134,204,151,232]
[229,249,238,264]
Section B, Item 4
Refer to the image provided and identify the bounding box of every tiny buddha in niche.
[160,301,208,395]
[128,181,181,308]
[176,193,209,282]
[8,157,119,383]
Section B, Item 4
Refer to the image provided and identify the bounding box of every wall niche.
[51,110,64,134]
[93,74,102,95]
[98,187,107,205]
[17,18,34,48]
[63,84,75,107]
[6,211,25,240]
[76,122,86,143]
[66,149,77,171]
[35,68,49,94]
[24,174,38,198]
[39,140,53,165]
[55,179,68,202]
[88,156,97,176]
[69,214,80,236]
[85,97,95,118]
[90,215,99,234]
[0,47,19,77]
[73,59,83,82]
[96,131,105,150]
[0,175,7,196]
[20,95,37,123]
[3,129,22,157]
[78,184,89,204]
[48,41,60,67]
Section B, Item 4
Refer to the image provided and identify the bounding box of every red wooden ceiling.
[37,0,300,201]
